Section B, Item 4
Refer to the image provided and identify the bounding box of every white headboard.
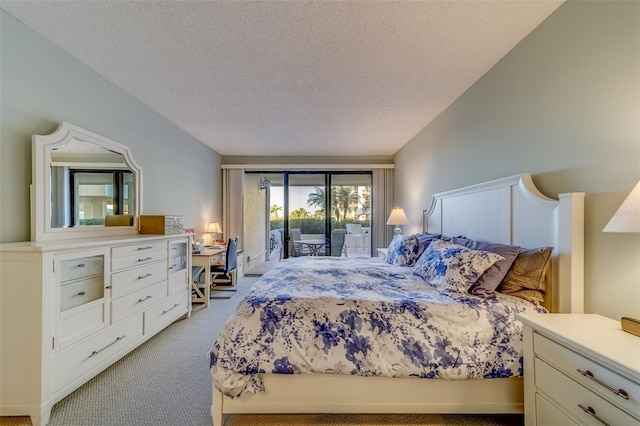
[423,173,584,314]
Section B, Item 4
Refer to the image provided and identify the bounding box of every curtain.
[223,168,244,250]
[50,166,71,228]
[371,168,394,253]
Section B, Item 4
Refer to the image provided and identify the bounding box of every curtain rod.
[221,164,394,170]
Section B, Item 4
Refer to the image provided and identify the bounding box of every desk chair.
[210,237,238,298]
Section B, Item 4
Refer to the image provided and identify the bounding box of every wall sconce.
[260,178,271,190]
[386,207,409,238]
[206,221,222,245]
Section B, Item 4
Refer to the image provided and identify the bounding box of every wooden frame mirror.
[31,122,143,241]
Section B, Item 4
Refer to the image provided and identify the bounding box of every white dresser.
[519,313,640,426]
[0,234,191,426]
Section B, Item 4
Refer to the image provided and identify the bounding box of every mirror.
[32,122,143,241]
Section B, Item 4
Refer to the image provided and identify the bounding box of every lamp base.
[393,226,403,238]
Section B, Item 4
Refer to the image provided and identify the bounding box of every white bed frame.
[211,173,584,425]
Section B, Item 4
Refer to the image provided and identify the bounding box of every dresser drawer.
[535,358,640,425]
[60,255,104,283]
[60,276,104,311]
[111,281,167,324]
[536,393,578,425]
[111,260,168,298]
[534,332,640,415]
[58,301,107,349]
[144,290,188,334]
[111,248,167,271]
[111,241,167,260]
[53,314,143,392]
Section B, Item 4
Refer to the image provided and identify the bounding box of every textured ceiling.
[1,1,563,157]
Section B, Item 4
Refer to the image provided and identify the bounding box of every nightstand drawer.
[535,358,640,425]
[534,332,640,415]
[536,393,578,425]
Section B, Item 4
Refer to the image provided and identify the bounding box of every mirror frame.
[31,122,143,241]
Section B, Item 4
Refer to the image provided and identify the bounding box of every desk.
[295,239,326,256]
[191,248,225,308]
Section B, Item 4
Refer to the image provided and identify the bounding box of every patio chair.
[288,228,309,257]
[346,223,365,250]
[269,229,284,260]
[331,229,347,257]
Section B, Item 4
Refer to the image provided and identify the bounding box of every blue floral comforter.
[209,257,546,398]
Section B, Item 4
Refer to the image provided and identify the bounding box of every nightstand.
[376,247,388,258]
[518,313,640,425]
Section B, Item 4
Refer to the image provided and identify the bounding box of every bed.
[208,173,585,425]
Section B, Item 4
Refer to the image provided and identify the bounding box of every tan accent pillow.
[498,247,552,304]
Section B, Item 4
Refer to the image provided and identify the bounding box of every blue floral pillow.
[386,233,440,267]
[412,239,504,294]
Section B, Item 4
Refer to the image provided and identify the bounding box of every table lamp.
[602,180,640,337]
[386,207,409,238]
[206,221,222,245]
[603,180,640,233]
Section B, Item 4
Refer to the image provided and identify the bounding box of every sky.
[270,186,317,213]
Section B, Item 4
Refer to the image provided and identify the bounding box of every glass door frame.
[248,170,372,259]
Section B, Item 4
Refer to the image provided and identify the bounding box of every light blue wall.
[394,1,639,321]
[0,11,222,244]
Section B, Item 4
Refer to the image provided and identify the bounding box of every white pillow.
[412,239,504,294]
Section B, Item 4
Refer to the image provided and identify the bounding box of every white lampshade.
[603,180,640,233]
[206,222,222,234]
[386,208,409,237]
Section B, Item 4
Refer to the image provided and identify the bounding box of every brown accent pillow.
[498,247,553,304]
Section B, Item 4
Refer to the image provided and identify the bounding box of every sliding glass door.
[252,171,372,259]
[330,174,371,257]
[287,173,327,256]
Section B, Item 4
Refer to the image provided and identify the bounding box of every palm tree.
[335,186,359,221]
[307,187,340,220]
[290,207,310,219]
[270,204,282,220]
[307,187,325,209]
[361,187,371,215]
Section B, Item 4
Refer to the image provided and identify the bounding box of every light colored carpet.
[1,276,523,426]
[244,259,279,276]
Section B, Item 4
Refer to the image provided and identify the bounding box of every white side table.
[376,247,388,258]
[518,313,640,426]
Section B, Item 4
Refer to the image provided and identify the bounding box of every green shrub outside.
[270,218,370,233]
[80,218,105,226]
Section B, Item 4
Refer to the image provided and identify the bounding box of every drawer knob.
[77,291,86,296]
[77,263,85,268]
[137,295,153,303]
[578,404,611,426]
[137,257,153,262]
[137,246,153,250]
[137,273,153,280]
[577,369,630,400]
